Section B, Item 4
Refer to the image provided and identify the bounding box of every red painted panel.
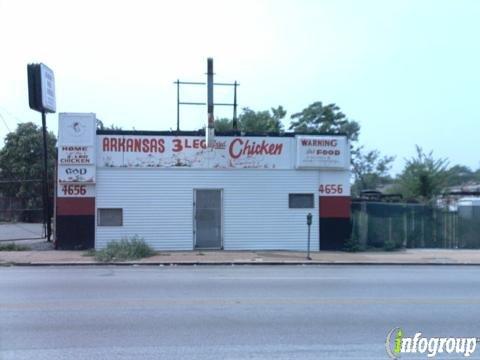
[56,197,95,216]
[319,196,351,218]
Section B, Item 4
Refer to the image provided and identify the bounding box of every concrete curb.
[2,261,480,266]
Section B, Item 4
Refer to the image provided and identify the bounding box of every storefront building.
[55,113,351,251]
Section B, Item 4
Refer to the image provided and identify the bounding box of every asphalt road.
[1,265,480,360]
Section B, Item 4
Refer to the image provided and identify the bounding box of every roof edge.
[96,129,349,138]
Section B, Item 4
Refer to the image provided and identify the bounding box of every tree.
[0,122,56,210]
[238,106,285,133]
[96,119,122,130]
[445,165,476,187]
[289,102,360,142]
[396,145,450,202]
[214,118,234,132]
[351,147,395,196]
[211,106,286,133]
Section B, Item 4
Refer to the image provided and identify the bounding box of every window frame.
[97,208,123,226]
[288,193,314,209]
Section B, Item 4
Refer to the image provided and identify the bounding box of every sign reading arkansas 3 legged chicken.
[97,135,294,169]
[96,135,350,170]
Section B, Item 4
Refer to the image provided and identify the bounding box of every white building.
[55,113,352,251]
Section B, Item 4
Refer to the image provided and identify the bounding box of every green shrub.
[383,238,398,251]
[343,236,363,252]
[95,236,155,262]
[0,243,30,251]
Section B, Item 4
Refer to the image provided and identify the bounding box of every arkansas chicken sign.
[97,136,293,169]
[96,135,350,170]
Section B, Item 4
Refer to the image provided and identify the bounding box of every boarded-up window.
[98,208,123,226]
[289,194,314,209]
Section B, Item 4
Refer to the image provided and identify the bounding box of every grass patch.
[94,236,155,262]
[0,243,31,251]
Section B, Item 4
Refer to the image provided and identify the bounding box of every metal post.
[307,213,312,260]
[307,224,311,260]
[41,111,51,241]
[175,79,180,132]
[388,217,393,247]
[206,58,215,147]
[233,81,238,130]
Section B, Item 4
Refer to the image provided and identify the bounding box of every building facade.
[55,113,351,251]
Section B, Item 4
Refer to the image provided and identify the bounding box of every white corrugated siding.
[96,168,319,251]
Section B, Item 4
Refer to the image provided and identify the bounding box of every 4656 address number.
[319,184,343,194]
[61,184,87,196]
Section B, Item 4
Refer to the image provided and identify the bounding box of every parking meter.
[306,213,312,260]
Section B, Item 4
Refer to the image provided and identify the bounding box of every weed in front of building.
[0,243,31,251]
[93,236,156,262]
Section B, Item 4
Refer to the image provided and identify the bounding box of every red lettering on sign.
[61,184,87,196]
[126,138,134,152]
[172,139,182,152]
[172,138,206,152]
[141,139,149,152]
[102,138,110,151]
[134,139,141,152]
[229,138,283,159]
[110,138,117,151]
[103,137,165,153]
[118,138,125,151]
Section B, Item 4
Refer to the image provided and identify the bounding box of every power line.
[0,106,23,124]
[0,112,11,132]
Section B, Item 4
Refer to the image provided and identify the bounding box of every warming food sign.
[295,135,349,170]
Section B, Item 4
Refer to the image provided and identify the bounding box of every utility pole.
[206,58,215,147]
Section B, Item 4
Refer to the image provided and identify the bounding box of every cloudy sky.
[0,0,478,174]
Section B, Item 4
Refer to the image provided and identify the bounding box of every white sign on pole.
[58,166,96,183]
[40,63,56,113]
[58,113,96,146]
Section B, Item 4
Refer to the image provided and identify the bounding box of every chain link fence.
[351,201,480,249]
[0,179,47,241]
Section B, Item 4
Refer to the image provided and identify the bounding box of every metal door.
[194,189,223,249]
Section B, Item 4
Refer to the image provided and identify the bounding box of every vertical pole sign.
[206,58,215,147]
[27,63,56,241]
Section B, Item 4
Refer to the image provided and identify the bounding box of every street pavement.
[1,265,480,359]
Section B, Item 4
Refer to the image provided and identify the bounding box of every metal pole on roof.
[206,58,215,147]
[175,79,180,132]
[233,81,238,130]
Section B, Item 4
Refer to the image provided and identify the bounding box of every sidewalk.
[2,248,480,265]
